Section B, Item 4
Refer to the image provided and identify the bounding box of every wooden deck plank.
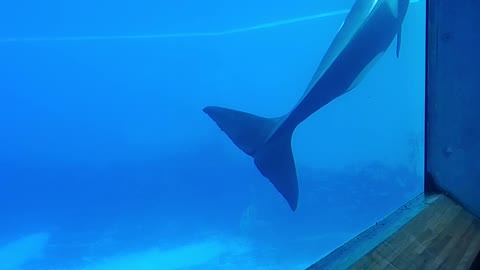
[456,226,480,269]
[307,194,480,270]
[347,195,480,270]
[429,208,473,269]
[307,194,437,270]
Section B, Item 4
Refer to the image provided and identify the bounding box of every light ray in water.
[0,0,423,44]
[0,9,349,43]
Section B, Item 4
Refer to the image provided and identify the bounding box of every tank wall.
[426,0,480,217]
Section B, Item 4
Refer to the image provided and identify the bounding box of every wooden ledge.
[307,194,480,269]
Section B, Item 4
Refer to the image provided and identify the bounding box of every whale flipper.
[396,27,402,58]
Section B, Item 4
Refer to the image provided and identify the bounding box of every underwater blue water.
[0,0,425,269]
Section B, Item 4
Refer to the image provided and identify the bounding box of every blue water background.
[0,1,425,269]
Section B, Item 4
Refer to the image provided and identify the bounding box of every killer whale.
[203,0,410,211]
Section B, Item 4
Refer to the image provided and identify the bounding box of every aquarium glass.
[0,0,425,269]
